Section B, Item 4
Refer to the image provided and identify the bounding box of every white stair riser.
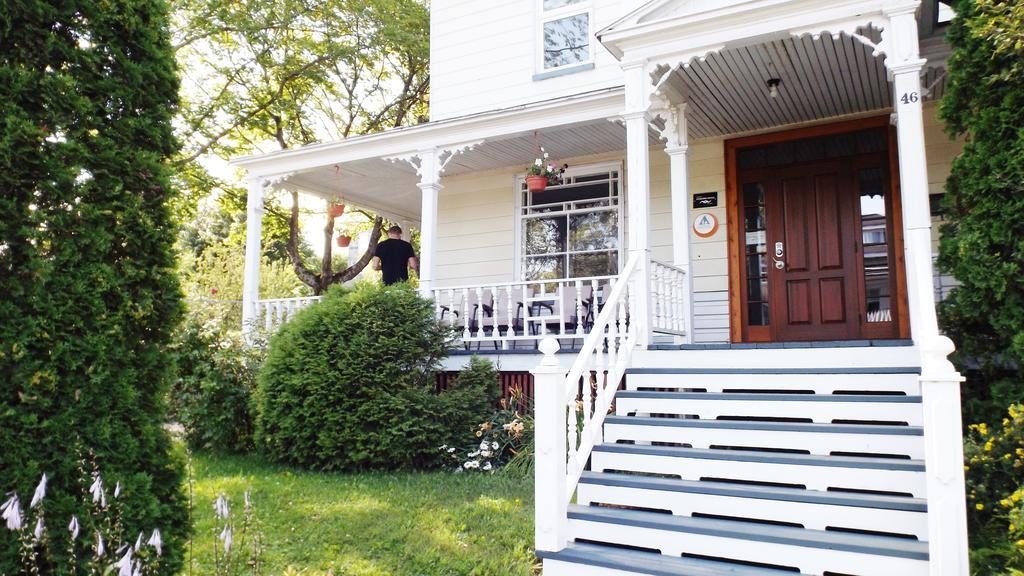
[616,397,923,425]
[590,451,926,497]
[603,424,923,459]
[633,347,920,369]
[568,518,928,576]
[576,483,927,540]
[626,373,920,395]
[541,559,637,576]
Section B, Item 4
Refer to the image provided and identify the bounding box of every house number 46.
[900,92,920,104]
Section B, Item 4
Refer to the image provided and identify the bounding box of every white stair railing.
[532,252,642,553]
[650,259,688,337]
[254,296,322,333]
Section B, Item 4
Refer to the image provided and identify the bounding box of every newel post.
[532,337,568,553]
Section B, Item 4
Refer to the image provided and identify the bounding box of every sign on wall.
[693,192,718,209]
[693,213,719,239]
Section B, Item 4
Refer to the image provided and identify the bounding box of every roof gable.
[602,0,757,35]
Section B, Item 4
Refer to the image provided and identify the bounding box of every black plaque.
[693,192,718,209]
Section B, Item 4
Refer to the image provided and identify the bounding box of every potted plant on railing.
[526,148,568,193]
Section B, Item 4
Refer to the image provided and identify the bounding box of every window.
[539,0,591,71]
[518,164,621,280]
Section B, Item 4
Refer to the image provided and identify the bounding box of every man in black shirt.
[372,225,418,285]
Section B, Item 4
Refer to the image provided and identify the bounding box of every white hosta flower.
[116,549,133,576]
[1,494,22,531]
[134,531,143,551]
[34,518,44,541]
[95,531,105,558]
[482,462,493,471]
[214,494,229,519]
[147,529,162,556]
[219,525,233,553]
[113,481,121,499]
[89,475,105,507]
[131,561,142,576]
[69,516,80,540]
[30,474,47,508]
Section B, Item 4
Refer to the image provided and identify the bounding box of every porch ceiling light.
[767,78,781,99]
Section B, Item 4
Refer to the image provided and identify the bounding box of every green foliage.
[255,283,495,471]
[938,0,1024,371]
[0,1,187,572]
[187,451,536,575]
[964,405,1024,575]
[442,375,535,475]
[170,316,265,453]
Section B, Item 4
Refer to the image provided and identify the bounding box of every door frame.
[724,116,911,343]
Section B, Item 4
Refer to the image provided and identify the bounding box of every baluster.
[433,289,442,321]
[589,279,598,336]
[446,289,454,327]
[276,302,285,327]
[490,287,499,346]
[574,280,584,336]
[675,270,684,332]
[522,283,529,340]
[606,294,617,369]
[505,285,514,349]
[263,302,272,332]
[557,281,566,336]
[566,377,578,472]
[475,286,484,341]
[621,279,631,346]
[461,288,471,340]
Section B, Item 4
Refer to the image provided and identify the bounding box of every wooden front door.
[729,119,907,342]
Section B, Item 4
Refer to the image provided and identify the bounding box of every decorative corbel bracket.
[385,140,484,183]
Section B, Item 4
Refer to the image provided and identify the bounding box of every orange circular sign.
[692,212,719,238]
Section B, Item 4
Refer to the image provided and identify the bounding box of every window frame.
[535,0,594,75]
[513,160,624,281]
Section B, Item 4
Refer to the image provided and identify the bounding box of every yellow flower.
[1001,499,1011,508]
[1011,524,1017,532]
[977,503,985,511]
[1017,539,1024,548]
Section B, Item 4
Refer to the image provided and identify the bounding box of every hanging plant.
[336,234,352,248]
[525,147,567,192]
[328,201,345,219]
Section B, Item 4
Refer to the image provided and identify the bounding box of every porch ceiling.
[658,32,947,140]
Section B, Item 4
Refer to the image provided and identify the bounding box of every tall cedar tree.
[938,0,1024,420]
[0,1,187,573]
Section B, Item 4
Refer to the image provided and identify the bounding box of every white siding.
[429,0,643,122]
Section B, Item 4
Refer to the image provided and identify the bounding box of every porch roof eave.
[229,85,626,180]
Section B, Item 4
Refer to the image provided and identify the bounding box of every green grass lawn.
[185,451,537,575]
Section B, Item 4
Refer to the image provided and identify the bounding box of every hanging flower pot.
[526,175,549,193]
[328,202,345,219]
[336,234,352,248]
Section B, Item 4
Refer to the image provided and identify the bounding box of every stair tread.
[625,367,921,375]
[579,471,927,511]
[592,443,925,471]
[567,505,930,560]
[605,415,923,435]
[538,542,808,575]
[618,391,922,403]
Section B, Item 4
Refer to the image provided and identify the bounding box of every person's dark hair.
[388,225,403,234]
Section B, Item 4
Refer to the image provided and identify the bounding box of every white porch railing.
[649,259,688,336]
[255,296,322,333]
[531,252,642,552]
[431,274,619,349]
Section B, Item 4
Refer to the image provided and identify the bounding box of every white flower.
[69,516,80,540]
[468,450,480,458]
[543,152,550,159]
[132,561,142,576]
[30,474,47,508]
[244,490,252,510]
[439,444,447,450]
[447,447,455,453]
[479,440,488,450]
[116,549,133,576]
[33,518,44,541]
[96,531,106,558]
[134,531,143,551]
[147,529,162,556]
[89,475,105,507]
[534,158,542,166]
[1,494,22,531]
[482,462,493,471]
[114,481,121,499]
[214,494,229,519]
[219,525,233,553]
[481,450,492,458]
[491,441,499,450]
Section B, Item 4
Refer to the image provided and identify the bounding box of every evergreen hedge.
[0,1,187,573]
[255,284,498,471]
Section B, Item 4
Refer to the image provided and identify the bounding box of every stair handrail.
[532,251,642,553]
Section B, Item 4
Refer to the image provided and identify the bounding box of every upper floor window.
[540,0,592,71]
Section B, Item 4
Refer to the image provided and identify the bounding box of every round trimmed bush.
[255,283,497,470]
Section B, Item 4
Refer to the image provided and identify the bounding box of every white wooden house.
[233,1,970,574]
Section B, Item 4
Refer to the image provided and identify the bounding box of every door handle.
[773,241,785,270]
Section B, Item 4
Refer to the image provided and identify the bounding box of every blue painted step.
[605,415,923,435]
[567,505,930,561]
[538,542,810,575]
[625,367,922,375]
[579,471,927,511]
[617,391,923,403]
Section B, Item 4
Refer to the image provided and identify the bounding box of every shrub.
[965,404,1024,574]
[254,283,496,471]
[1,2,187,572]
[169,316,264,453]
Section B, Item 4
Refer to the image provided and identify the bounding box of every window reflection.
[743,182,769,326]
[544,13,589,69]
[859,167,892,323]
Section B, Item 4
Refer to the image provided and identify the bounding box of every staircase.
[536,344,943,576]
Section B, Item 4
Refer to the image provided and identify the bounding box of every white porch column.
[885,4,968,575]
[663,103,695,343]
[622,60,652,347]
[241,177,264,340]
[417,149,441,297]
